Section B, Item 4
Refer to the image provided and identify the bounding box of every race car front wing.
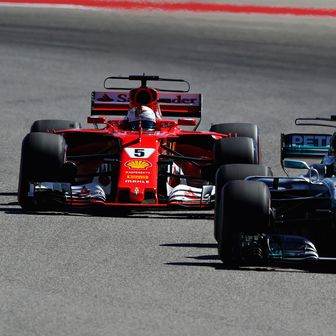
[26,181,215,208]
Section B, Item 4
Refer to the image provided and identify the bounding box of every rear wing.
[281,133,331,161]
[91,91,202,118]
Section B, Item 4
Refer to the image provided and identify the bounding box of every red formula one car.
[18,75,260,212]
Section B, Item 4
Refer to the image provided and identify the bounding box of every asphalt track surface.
[1,6,336,336]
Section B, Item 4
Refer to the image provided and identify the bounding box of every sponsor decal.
[115,93,129,102]
[125,179,150,184]
[95,93,129,102]
[159,95,198,104]
[97,93,113,102]
[125,160,152,170]
[126,175,149,180]
[94,92,200,105]
[290,134,331,147]
[125,170,150,175]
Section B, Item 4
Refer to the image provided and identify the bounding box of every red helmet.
[126,106,156,131]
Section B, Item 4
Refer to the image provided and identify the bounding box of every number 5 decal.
[125,148,155,158]
[134,149,145,157]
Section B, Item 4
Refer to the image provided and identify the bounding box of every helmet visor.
[130,120,155,130]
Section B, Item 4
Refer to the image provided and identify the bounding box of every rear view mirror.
[283,159,310,170]
[177,118,197,126]
[87,116,107,124]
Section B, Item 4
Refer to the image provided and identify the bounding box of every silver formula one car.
[215,116,336,267]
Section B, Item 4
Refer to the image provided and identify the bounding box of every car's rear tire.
[18,132,66,210]
[30,119,81,132]
[214,164,272,242]
[218,180,271,266]
[210,123,260,164]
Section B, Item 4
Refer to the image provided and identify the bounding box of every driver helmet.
[126,105,156,131]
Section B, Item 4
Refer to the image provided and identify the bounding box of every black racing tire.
[218,180,271,266]
[214,164,273,242]
[30,119,81,132]
[213,136,256,166]
[210,123,260,164]
[18,132,66,210]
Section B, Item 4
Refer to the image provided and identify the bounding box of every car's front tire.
[18,132,66,210]
[214,164,272,242]
[218,180,271,267]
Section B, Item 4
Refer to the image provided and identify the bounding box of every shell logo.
[125,160,152,170]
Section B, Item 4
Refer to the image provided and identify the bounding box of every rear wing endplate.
[91,91,202,118]
[281,133,331,161]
